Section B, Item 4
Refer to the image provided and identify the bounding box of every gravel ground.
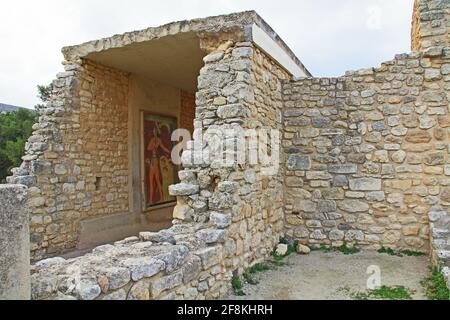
[226,251,430,300]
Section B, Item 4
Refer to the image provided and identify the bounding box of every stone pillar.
[0,184,30,300]
[411,0,449,51]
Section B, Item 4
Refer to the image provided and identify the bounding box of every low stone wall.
[0,184,30,300]
[31,223,230,300]
[428,207,450,289]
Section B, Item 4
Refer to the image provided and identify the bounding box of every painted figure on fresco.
[143,113,178,208]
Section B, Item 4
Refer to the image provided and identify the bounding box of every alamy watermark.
[170,126,281,176]
[366,265,382,290]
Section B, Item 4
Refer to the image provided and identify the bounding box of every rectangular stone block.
[349,178,382,191]
[194,246,222,270]
[328,164,357,174]
[286,155,311,171]
[149,272,183,297]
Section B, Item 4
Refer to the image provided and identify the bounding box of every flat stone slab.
[226,252,429,300]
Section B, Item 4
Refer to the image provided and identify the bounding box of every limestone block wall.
[283,48,449,251]
[172,40,287,275]
[411,0,449,51]
[8,59,130,261]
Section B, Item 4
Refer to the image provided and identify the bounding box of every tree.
[0,108,36,182]
[0,84,51,182]
[34,84,53,112]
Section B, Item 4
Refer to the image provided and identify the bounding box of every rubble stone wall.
[8,59,130,261]
[30,40,291,300]
[283,48,449,252]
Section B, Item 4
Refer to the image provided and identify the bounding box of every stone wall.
[8,60,130,261]
[411,0,449,51]
[173,39,288,275]
[30,224,229,300]
[13,1,450,300]
[29,39,292,300]
[283,48,449,252]
[0,185,30,300]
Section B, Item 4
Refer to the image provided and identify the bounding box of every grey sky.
[0,0,415,109]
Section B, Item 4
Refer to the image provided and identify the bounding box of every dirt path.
[226,251,430,300]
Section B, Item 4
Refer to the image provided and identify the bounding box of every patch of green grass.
[353,286,414,300]
[400,249,426,257]
[269,259,285,267]
[338,244,361,255]
[231,275,245,296]
[243,272,259,285]
[422,267,450,300]
[247,263,272,274]
[377,247,400,256]
[378,247,426,257]
[310,244,360,255]
[243,262,274,286]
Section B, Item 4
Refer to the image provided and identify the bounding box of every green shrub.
[231,275,245,296]
[378,247,426,257]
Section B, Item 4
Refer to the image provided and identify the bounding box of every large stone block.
[194,246,222,270]
[328,164,357,174]
[338,199,369,213]
[149,272,183,297]
[286,155,311,170]
[168,183,199,196]
[405,130,432,143]
[122,258,165,282]
[349,178,381,191]
[217,104,247,119]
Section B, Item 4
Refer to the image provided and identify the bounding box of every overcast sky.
[0,0,415,109]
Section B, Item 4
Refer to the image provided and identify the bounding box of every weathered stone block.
[405,130,432,143]
[194,246,222,269]
[306,171,332,180]
[169,183,199,196]
[338,199,369,213]
[181,256,202,284]
[286,155,311,170]
[344,230,364,242]
[150,272,183,297]
[217,104,246,119]
[349,178,381,191]
[318,200,337,213]
[196,229,227,244]
[209,212,231,229]
[122,258,165,282]
[328,164,357,174]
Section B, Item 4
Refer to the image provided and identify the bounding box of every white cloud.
[0,0,415,109]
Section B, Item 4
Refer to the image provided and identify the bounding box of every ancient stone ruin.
[0,0,449,300]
